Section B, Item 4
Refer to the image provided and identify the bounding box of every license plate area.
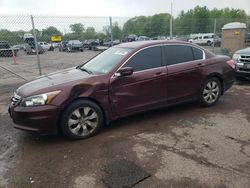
[244,64,250,69]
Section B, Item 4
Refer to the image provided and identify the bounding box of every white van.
[189,33,214,46]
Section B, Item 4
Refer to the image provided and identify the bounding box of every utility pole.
[109,16,113,46]
[212,18,217,52]
[170,0,173,39]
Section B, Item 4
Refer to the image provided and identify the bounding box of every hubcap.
[68,107,98,136]
[203,81,219,103]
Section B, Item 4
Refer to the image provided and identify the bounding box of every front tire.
[199,77,221,107]
[60,99,104,139]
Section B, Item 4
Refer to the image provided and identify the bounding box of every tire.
[60,99,104,139]
[199,77,222,107]
[207,41,211,46]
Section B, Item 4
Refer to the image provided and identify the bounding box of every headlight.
[232,54,240,62]
[21,90,61,107]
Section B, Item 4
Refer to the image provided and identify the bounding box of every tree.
[103,22,122,40]
[84,27,96,39]
[144,13,171,37]
[0,29,24,45]
[69,23,84,34]
[174,6,248,35]
[123,16,148,36]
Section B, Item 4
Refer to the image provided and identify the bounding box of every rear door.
[164,45,204,104]
[110,46,167,116]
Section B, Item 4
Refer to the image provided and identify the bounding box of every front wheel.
[60,100,104,139]
[207,41,212,46]
[199,77,221,107]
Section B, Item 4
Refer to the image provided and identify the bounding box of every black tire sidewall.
[199,77,221,107]
[60,99,103,139]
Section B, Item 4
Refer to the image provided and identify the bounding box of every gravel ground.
[0,49,250,188]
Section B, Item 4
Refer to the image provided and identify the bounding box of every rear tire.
[199,77,221,107]
[60,99,103,139]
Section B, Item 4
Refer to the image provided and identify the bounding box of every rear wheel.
[60,99,103,139]
[199,77,221,107]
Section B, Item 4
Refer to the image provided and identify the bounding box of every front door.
[110,46,167,116]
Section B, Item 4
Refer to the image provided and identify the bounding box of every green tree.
[84,27,96,39]
[103,22,122,40]
[69,23,84,34]
[123,16,148,36]
[0,29,25,45]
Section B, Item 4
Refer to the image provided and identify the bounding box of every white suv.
[189,33,215,46]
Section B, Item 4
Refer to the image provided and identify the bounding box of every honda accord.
[9,41,235,139]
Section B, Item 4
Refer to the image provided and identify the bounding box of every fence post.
[212,18,217,53]
[109,16,113,46]
[30,15,42,76]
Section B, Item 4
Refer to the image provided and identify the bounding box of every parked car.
[125,34,138,42]
[103,39,120,47]
[232,47,250,80]
[189,33,220,46]
[66,40,83,52]
[58,41,68,52]
[137,36,150,41]
[38,42,51,50]
[9,41,235,139]
[25,43,44,55]
[83,39,99,50]
[0,41,19,56]
[12,44,26,50]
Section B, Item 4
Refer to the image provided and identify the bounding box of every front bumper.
[9,104,61,134]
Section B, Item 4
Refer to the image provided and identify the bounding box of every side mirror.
[115,67,133,77]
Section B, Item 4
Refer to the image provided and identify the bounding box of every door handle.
[197,63,205,67]
[154,72,166,77]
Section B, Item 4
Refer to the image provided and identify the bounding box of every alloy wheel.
[68,107,99,136]
[203,80,220,104]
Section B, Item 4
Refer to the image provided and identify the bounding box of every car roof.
[115,40,192,49]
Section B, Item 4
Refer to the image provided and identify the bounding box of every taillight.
[226,59,235,69]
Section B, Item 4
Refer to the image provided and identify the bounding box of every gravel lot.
[0,49,250,188]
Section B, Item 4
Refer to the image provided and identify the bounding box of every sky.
[0,0,249,17]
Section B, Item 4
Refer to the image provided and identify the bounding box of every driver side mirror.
[115,67,133,77]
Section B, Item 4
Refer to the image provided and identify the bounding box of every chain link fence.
[0,15,250,87]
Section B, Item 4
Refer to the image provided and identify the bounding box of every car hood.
[16,67,94,97]
[235,47,250,55]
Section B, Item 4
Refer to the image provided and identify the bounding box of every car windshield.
[80,47,132,74]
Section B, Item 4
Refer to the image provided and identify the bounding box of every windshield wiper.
[77,66,93,74]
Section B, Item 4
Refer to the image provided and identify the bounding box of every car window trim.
[112,44,166,78]
[123,45,163,72]
[112,43,205,78]
[162,44,205,66]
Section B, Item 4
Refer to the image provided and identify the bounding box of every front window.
[123,46,162,72]
[80,47,132,74]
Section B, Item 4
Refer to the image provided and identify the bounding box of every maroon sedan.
[9,41,235,139]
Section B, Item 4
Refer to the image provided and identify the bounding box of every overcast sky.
[0,0,249,17]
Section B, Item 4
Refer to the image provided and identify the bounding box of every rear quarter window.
[192,47,203,60]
